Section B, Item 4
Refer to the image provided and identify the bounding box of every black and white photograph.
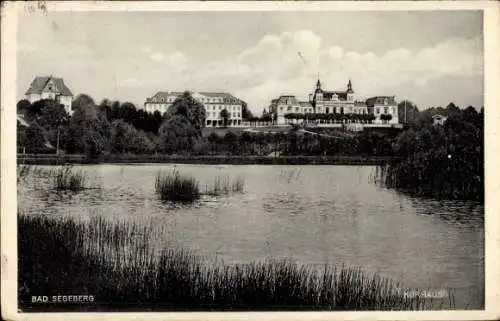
[2,1,499,320]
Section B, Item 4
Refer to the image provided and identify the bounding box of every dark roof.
[365,96,396,107]
[145,91,181,103]
[322,91,347,101]
[199,92,242,103]
[25,76,73,96]
[147,91,242,104]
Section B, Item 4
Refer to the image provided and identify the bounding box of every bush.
[53,165,87,191]
[155,169,200,203]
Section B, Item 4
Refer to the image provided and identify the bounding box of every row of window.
[277,106,368,114]
[316,94,354,101]
[205,105,241,111]
[207,112,241,118]
[152,96,239,104]
[375,107,394,114]
[206,119,242,126]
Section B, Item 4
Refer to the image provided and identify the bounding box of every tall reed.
[18,214,453,311]
[52,165,87,191]
[155,169,200,203]
[204,175,245,196]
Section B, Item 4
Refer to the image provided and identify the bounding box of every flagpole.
[404,100,406,123]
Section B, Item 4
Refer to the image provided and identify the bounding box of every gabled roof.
[25,76,73,96]
[432,114,447,119]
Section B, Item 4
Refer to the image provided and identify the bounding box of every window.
[287,106,292,111]
[384,107,388,114]
[295,107,299,112]
[376,108,380,114]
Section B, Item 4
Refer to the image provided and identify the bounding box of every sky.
[17,10,483,114]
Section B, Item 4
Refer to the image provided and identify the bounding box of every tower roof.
[347,79,354,93]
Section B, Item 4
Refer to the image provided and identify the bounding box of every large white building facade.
[143,91,243,127]
[270,79,399,126]
[25,76,74,115]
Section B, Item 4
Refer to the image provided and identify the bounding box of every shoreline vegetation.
[19,214,454,311]
[17,91,483,202]
[18,154,398,166]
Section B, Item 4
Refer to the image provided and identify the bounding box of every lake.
[18,164,484,309]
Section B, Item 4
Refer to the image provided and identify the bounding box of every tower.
[347,79,354,102]
[347,79,353,93]
[312,78,324,112]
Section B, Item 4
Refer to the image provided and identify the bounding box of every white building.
[25,76,74,115]
[270,79,399,125]
[365,96,399,124]
[432,114,448,125]
[143,91,243,127]
[268,95,313,125]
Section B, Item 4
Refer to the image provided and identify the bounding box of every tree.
[18,124,47,153]
[66,95,110,157]
[223,131,238,155]
[37,99,68,130]
[207,132,220,154]
[446,102,461,116]
[220,108,230,127]
[157,115,198,154]
[397,100,419,124]
[110,119,136,153]
[241,101,253,120]
[17,99,31,115]
[166,91,206,136]
[71,94,96,113]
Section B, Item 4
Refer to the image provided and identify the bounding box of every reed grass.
[18,213,452,311]
[52,165,87,191]
[155,169,200,203]
[204,175,245,196]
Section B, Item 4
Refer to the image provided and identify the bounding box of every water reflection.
[18,164,484,309]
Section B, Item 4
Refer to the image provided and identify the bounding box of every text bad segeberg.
[31,295,95,303]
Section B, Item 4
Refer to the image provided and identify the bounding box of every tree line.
[383,104,483,201]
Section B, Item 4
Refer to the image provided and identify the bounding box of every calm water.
[18,164,484,309]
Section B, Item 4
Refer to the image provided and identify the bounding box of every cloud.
[150,52,164,62]
[22,29,479,114]
[165,30,481,113]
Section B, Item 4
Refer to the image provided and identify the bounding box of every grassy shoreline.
[18,154,397,166]
[18,214,453,311]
